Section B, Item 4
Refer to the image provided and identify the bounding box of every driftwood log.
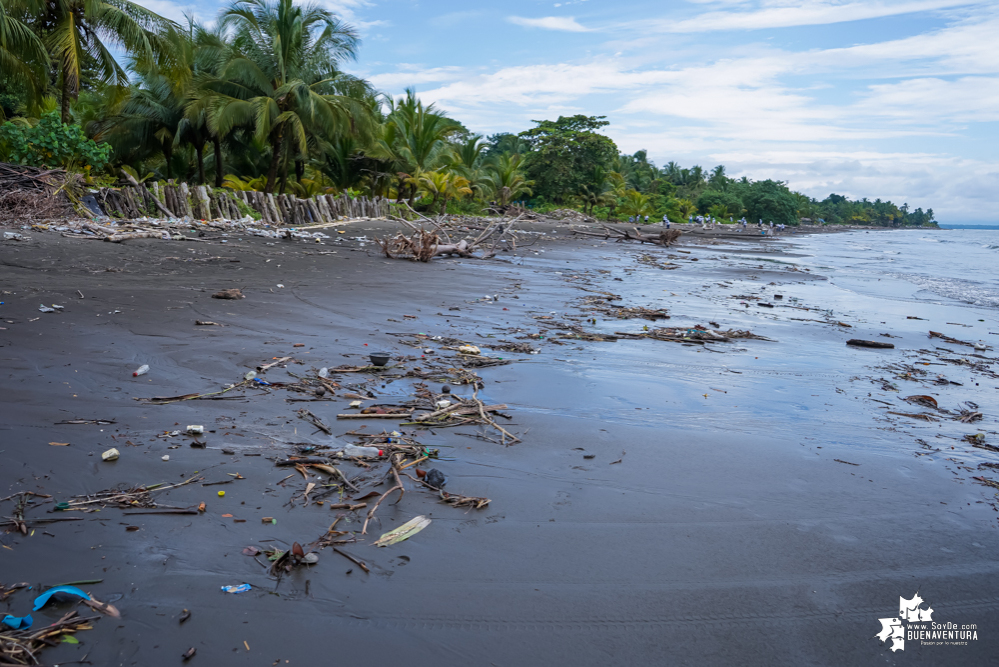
[574,225,682,247]
[847,339,895,349]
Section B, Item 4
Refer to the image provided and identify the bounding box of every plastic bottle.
[343,444,383,458]
[133,364,149,377]
[318,367,329,378]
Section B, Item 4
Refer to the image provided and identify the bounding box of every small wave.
[891,272,999,309]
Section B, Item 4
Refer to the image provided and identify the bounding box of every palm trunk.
[164,141,173,180]
[265,130,284,194]
[295,159,304,183]
[60,70,72,124]
[213,136,224,188]
[195,143,205,185]
[279,146,289,195]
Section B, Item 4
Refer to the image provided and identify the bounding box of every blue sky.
[154,0,999,223]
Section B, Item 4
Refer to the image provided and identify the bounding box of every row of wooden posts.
[96,182,392,225]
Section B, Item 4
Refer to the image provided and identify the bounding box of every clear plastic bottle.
[343,444,382,458]
[318,367,329,378]
[133,364,149,377]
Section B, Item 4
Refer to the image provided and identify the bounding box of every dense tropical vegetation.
[0,0,936,227]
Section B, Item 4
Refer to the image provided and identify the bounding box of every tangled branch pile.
[0,163,80,222]
[378,210,528,261]
[1,611,100,665]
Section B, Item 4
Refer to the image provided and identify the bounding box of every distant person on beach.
[644,215,649,224]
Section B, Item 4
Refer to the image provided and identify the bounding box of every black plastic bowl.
[369,352,391,367]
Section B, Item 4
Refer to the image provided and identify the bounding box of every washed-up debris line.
[580,295,671,321]
[615,326,774,344]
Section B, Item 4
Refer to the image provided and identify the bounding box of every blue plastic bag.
[32,585,90,611]
[1,614,32,629]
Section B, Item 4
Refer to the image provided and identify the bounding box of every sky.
[157,0,999,223]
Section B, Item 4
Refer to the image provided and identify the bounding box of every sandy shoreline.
[1,220,996,665]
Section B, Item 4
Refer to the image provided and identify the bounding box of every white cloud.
[507,16,591,32]
[810,11,999,76]
[855,76,999,123]
[369,66,466,89]
[315,0,386,32]
[643,0,974,33]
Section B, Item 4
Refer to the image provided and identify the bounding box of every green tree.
[696,190,743,217]
[0,1,48,114]
[13,0,173,123]
[204,0,372,193]
[518,115,617,204]
[742,179,798,226]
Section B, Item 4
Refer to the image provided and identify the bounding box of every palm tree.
[618,189,653,220]
[676,198,696,219]
[92,70,184,178]
[484,153,533,207]
[0,1,48,115]
[577,165,613,215]
[154,20,232,185]
[205,0,372,192]
[418,169,471,215]
[381,89,462,189]
[448,133,490,196]
[708,164,728,190]
[12,0,173,123]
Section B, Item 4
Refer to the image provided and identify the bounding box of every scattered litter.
[101,448,120,462]
[1,615,32,630]
[221,584,251,594]
[32,585,90,611]
[133,364,149,377]
[373,515,431,547]
[425,469,446,488]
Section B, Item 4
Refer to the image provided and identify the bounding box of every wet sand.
[1,221,997,665]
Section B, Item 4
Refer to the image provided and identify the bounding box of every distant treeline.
[0,0,934,226]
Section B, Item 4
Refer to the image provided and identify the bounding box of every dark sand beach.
[1,220,997,665]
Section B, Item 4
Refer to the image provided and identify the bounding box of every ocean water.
[790,228,999,310]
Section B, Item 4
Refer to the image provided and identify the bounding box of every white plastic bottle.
[133,364,149,377]
[343,444,382,458]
